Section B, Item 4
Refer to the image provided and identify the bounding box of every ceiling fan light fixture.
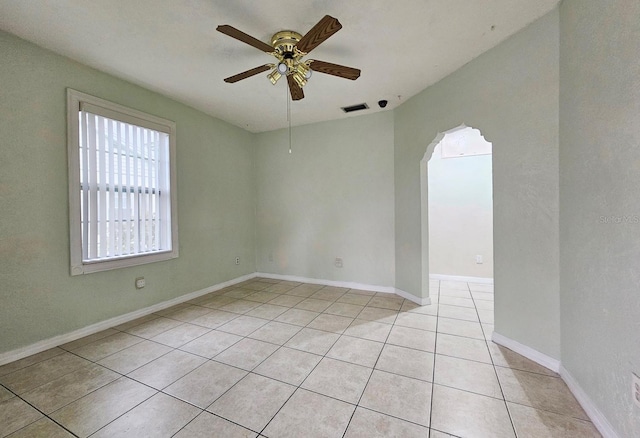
[267,69,282,85]
[292,71,307,88]
[277,62,288,74]
[296,62,311,81]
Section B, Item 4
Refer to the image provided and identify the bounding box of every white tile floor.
[0,278,601,437]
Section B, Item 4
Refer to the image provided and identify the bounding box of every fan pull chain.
[287,83,292,154]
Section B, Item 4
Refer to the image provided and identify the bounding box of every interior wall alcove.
[419,124,494,299]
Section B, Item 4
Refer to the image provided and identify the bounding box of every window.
[67,89,178,275]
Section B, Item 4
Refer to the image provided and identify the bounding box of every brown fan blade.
[224,64,272,83]
[295,15,342,54]
[217,25,274,53]
[309,60,361,80]
[287,75,305,101]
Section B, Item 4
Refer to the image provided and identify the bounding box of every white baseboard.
[560,367,621,438]
[492,332,621,438]
[256,272,432,306]
[0,273,256,366]
[395,288,431,306]
[255,272,396,294]
[492,331,560,373]
[430,274,493,284]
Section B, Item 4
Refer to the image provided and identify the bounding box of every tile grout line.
[467,281,519,438]
[138,283,371,437]
[53,343,208,436]
[75,377,160,437]
[0,383,75,437]
[428,280,441,437]
[121,344,270,436]
[121,283,375,424]
[256,288,354,437]
[3,348,139,438]
[11,395,81,438]
[249,287,409,435]
[168,318,308,435]
[430,281,514,437]
[5,355,158,438]
[340,297,402,438]
[79,281,297,437]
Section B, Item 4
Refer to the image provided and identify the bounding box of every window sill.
[71,249,179,275]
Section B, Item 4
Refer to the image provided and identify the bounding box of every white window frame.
[67,89,178,275]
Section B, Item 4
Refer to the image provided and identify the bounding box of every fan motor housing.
[271,31,302,55]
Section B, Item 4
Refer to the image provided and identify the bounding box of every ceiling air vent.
[341,103,369,113]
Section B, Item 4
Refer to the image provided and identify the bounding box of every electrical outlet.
[476,255,483,264]
[268,253,273,262]
[235,257,240,265]
[633,373,640,409]
[334,257,343,268]
[135,277,145,289]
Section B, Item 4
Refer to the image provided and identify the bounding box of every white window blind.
[68,89,178,275]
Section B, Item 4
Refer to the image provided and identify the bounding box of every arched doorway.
[420,125,494,299]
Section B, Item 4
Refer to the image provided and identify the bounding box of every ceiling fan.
[217,15,361,101]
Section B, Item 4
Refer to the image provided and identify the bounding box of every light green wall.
[560,1,640,436]
[394,10,561,358]
[2,9,638,434]
[0,30,256,354]
[254,112,395,287]
[428,147,493,278]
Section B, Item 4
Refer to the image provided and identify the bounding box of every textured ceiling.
[0,0,559,132]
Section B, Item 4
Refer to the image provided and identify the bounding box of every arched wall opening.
[420,125,494,299]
